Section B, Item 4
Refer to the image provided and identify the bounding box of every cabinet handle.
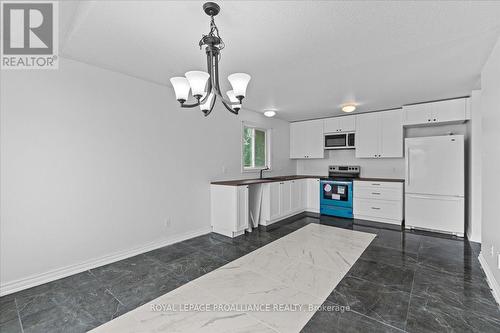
[371,192,381,195]
[371,207,381,210]
[433,118,437,121]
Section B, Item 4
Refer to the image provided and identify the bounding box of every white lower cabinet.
[290,179,304,212]
[261,178,317,225]
[210,185,249,237]
[280,181,292,216]
[269,182,281,221]
[353,181,404,225]
[211,178,321,236]
[306,178,320,213]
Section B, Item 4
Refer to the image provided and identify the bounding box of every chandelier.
[169,2,251,116]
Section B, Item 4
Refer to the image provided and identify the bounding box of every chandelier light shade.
[228,73,251,99]
[200,93,215,112]
[185,71,210,98]
[169,2,251,116]
[169,77,191,102]
[226,90,241,112]
[226,90,237,103]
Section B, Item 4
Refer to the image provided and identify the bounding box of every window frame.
[241,121,272,173]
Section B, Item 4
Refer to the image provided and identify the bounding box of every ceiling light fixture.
[341,104,356,113]
[264,110,276,117]
[170,2,251,116]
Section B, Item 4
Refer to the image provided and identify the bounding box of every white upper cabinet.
[324,115,356,133]
[402,98,467,126]
[290,119,324,159]
[380,110,404,158]
[356,109,403,158]
[355,112,380,158]
[290,122,305,159]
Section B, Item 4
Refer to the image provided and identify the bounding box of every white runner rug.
[90,223,375,333]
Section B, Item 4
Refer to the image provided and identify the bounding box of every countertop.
[355,178,405,183]
[210,175,323,186]
[211,175,404,186]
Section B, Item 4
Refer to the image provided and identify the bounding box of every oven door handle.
[330,181,352,185]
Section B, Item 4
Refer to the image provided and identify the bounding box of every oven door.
[324,133,347,149]
[320,180,353,208]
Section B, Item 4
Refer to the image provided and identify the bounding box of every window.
[242,124,270,171]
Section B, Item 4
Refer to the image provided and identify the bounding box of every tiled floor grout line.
[350,309,409,333]
[403,263,417,332]
[14,297,25,333]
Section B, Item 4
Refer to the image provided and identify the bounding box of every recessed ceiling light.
[341,104,356,113]
[264,110,276,117]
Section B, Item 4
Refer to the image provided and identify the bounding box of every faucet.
[260,166,270,179]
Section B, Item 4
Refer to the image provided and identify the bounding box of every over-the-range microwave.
[324,132,355,150]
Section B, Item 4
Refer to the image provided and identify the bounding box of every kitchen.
[1,1,499,333]
[211,97,471,238]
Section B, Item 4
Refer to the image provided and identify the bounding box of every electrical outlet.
[491,245,495,257]
[165,218,172,228]
[222,165,227,174]
[498,254,500,269]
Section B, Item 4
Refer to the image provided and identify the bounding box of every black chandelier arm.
[209,49,241,107]
[179,100,200,108]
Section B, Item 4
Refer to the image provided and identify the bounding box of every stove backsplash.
[296,149,405,178]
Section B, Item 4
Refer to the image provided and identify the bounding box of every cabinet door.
[300,179,307,210]
[323,117,340,133]
[236,186,249,231]
[379,110,403,158]
[402,104,432,125]
[269,182,281,220]
[306,178,320,212]
[355,112,380,158]
[290,122,305,159]
[290,180,302,212]
[280,181,292,216]
[431,98,466,123]
[340,115,356,132]
[303,119,325,158]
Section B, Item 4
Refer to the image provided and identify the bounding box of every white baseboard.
[0,226,212,297]
[478,252,500,307]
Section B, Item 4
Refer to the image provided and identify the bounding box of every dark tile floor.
[1,214,499,333]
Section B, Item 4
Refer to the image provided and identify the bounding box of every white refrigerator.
[405,135,464,236]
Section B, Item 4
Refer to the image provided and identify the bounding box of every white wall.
[480,35,500,296]
[468,91,482,242]
[0,58,295,294]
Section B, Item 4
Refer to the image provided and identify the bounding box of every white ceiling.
[59,1,500,121]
